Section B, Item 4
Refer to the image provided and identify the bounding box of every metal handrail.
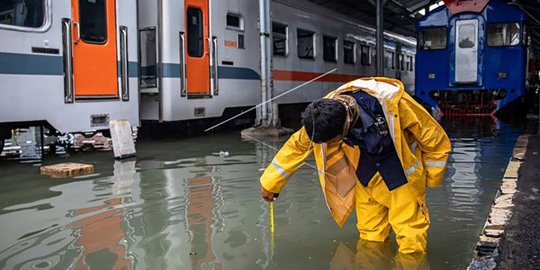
[180,31,187,96]
[120,26,129,101]
[62,18,74,103]
[212,36,219,95]
[73,21,80,44]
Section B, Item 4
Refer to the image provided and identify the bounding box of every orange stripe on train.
[273,69,360,82]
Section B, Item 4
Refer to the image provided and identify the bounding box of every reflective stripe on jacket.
[260,77,451,227]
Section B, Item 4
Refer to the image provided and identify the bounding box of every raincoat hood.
[335,77,404,105]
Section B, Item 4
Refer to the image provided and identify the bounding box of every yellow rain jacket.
[260,77,451,253]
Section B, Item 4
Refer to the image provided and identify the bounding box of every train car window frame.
[297,28,315,60]
[226,12,244,32]
[139,27,158,89]
[487,22,521,47]
[384,50,395,69]
[79,0,108,44]
[187,7,204,58]
[272,22,288,57]
[418,27,447,50]
[343,39,355,64]
[406,55,413,71]
[360,44,371,66]
[323,35,337,62]
[370,47,376,65]
[0,0,52,32]
[398,54,404,71]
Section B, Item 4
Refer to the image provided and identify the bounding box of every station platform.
[469,130,540,269]
[495,134,540,268]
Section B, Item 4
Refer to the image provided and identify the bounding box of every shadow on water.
[0,117,523,269]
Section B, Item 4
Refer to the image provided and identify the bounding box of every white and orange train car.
[0,0,139,148]
[0,0,416,151]
[137,0,416,124]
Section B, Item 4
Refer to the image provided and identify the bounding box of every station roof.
[306,0,540,65]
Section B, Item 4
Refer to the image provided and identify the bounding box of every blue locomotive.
[415,0,529,115]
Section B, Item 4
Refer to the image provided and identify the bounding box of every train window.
[406,55,413,71]
[419,27,447,50]
[0,0,45,28]
[458,24,476,48]
[323,35,337,62]
[487,23,520,47]
[79,0,107,44]
[399,54,404,70]
[384,51,394,69]
[226,13,243,31]
[343,40,355,64]
[139,28,157,89]
[272,22,288,56]
[238,34,244,49]
[360,45,370,66]
[297,28,315,59]
[187,7,203,57]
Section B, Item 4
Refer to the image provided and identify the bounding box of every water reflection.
[0,160,140,270]
[329,240,428,270]
[443,117,501,224]
[186,176,223,270]
[70,198,134,269]
[426,116,521,269]
[69,160,139,269]
[0,121,523,269]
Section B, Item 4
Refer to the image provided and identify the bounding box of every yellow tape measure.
[270,201,275,233]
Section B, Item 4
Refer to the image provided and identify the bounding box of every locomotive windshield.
[458,24,476,48]
[487,23,520,46]
[418,27,447,50]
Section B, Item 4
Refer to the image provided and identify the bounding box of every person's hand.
[260,186,277,202]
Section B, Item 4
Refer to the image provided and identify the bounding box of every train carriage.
[0,0,140,148]
[138,0,417,125]
[1,0,418,153]
[415,0,530,116]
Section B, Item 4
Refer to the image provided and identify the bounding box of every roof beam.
[409,0,437,14]
[408,0,433,13]
[509,2,540,25]
[388,0,417,17]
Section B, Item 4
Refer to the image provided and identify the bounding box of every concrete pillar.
[257,0,275,127]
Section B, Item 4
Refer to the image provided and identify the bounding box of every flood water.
[0,117,522,270]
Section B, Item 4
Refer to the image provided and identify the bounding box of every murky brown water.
[0,117,522,269]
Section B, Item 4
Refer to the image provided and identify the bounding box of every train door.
[72,0,118,97]
[455,19,478,83]
[185,0,210,95]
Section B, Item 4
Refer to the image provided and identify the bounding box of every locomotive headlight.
[428,73,436,79]
[497,72,507,79]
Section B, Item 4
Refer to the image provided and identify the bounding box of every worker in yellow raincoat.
[260,77,451,254]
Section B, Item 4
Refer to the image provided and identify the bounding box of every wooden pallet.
[40,162,95,178]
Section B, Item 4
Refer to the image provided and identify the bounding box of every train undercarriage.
[429,89,506,116]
